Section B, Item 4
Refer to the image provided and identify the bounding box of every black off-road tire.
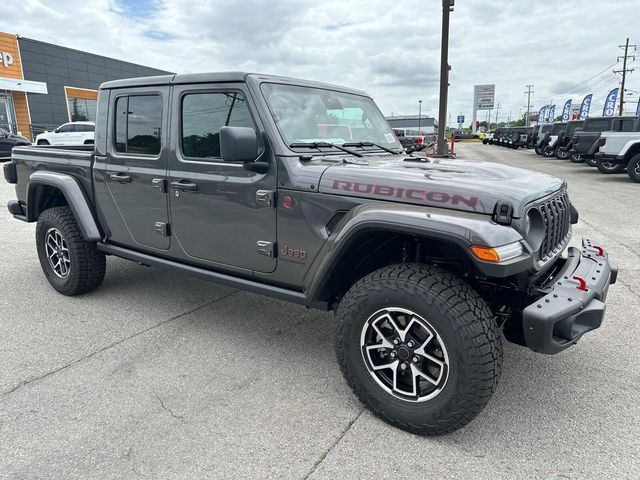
[335,264,503,436]
[556,149,569,160]
[534,146,543,155]
[586,156,597,167]
[627,154,640,183]
[596,158,625,174]
[543,146,555,157]
[570,152,584,163]
[36,206,106,295]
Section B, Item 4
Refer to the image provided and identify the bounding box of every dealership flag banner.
[538,106,546,123]
[561,100,572,122]
[579,94,593,120]
[548,105,556,122]
[603,88,619,117]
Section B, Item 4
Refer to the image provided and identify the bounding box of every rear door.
[103,87,171,250]
[167,83,277,273]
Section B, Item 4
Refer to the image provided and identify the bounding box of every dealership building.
[0,32,169,140]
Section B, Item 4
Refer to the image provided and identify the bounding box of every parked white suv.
[35,121,95,146]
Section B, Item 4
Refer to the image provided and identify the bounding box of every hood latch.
[493,201,514,225]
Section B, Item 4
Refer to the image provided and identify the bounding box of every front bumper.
[522,240,617,354]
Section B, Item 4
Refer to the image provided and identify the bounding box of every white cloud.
[3,0,639,125]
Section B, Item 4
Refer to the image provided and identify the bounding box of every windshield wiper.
[342,141,401,155]
[289,142,364,158]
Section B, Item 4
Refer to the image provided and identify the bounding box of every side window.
[57,124,73,133]
[620,119,634,132]
[114,95,162,155]
[181,92,254,159]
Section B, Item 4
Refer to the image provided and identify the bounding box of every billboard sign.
[474,84,495,110]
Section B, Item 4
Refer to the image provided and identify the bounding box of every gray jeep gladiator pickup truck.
[3,72,617,436]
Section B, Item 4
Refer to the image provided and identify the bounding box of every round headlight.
[525,208,545,251]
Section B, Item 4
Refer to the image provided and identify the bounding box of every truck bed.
[10,145,95,205]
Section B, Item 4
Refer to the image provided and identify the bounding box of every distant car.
[452,131,479,141]
[392,128,429,152]
[35,121,95,146]
[0,127,30,157]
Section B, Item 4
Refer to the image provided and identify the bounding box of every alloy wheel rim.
[634,162,640,176]
[45,228,71,278]
[360,307,449,402]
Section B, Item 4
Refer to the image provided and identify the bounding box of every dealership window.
[181,92,254,159]
[67,97,97,122]
[114,95,162,155]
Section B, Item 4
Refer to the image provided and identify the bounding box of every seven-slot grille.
[537,191,571,260]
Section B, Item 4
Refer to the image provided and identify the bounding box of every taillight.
[598,137,606,146]
[417,136,423,145]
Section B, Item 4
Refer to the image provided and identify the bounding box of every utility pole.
[436,0,453,156]
[614,38,636,115]
[525,84,534,126]
[494,101,500,126]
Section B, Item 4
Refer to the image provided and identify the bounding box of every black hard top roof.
[99,72,369,96]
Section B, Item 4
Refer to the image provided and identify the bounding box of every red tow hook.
[593,245,604,256]
[573,275,588,291]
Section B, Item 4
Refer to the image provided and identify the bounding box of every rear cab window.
[114,95,163,155]
[584,119,611,132]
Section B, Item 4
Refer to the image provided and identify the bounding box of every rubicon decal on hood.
[330,180,479,209]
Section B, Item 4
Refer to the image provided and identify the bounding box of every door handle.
[109,173,131,183]
[170,180,198,191]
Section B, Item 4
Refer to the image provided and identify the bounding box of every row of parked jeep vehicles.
[483,116,640,182]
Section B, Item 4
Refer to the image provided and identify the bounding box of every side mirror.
[220,126,258,163]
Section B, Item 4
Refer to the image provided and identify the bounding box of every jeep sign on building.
[0,32,169,140]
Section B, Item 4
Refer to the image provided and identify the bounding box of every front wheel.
[543,146,556,157]
[596,158,625,174]
[556,149,570,160]
[36,206,106,295]
[335,264,503,436]
[37,140,50,145]
[627,154,640,183]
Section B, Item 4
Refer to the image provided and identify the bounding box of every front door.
[103,87,170,250]
[168,84,277,273]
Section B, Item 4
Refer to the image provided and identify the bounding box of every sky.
[2,0,639,126]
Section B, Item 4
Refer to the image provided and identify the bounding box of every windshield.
[261,83,401,149]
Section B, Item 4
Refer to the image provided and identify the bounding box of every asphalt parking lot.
[1,142,639,479]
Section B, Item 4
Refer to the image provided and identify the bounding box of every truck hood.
[318,156,564,217]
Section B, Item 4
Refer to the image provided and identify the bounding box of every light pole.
[418,100,422,132]
[437,0,453,156]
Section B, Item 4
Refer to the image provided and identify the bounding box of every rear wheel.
[570,152,584,163]
[534,146,542,155]
[36,206,106,295]
[543,146,556,157]
[586,156,597,167]
[556,148,569,160]
[335,264,503,436]
[37,140,50,145]
[596,158,625,174]
[627,154,640,183]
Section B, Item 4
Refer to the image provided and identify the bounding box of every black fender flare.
[26,171,102,241]
[303,203,530,303]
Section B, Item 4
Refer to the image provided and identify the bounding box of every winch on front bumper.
[522,239,617,354]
